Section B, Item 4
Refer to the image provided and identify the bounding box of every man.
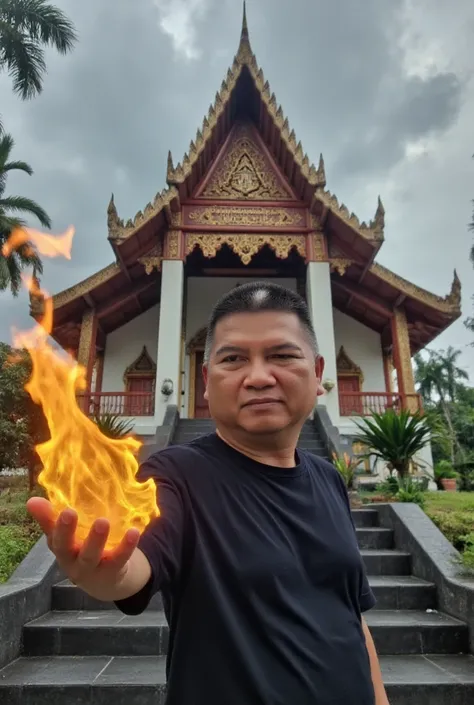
[28,282,390,705]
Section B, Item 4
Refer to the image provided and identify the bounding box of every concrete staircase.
[172,418,328,458]
[0,508,473,704]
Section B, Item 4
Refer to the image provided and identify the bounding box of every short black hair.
[204,281,318,362]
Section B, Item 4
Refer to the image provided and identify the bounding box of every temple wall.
[185,276,298,343]
[101,305,159,393]
[333,309,385,392]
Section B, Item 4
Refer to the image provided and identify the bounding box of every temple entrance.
[188,326,211,419]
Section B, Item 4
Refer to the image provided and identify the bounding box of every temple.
[33,5,461,447]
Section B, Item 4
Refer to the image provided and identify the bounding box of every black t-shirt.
[116,433,376,705]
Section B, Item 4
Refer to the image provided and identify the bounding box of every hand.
[27,497,141,593]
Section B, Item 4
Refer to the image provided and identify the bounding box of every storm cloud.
[0,0,472,373]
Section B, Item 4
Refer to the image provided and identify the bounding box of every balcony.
[339,392,423,417]
[78,392,155,417]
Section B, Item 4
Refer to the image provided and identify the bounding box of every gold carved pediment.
[123,346,156,384]
[185,233,306,266]
[336,346,364,383]
[199,123,293,201]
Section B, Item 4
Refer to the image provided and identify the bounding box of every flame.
[5,227,159,549]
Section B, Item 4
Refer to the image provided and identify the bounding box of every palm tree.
[0,0,77,100]
[414,348,468,463]
[0,131,50,295]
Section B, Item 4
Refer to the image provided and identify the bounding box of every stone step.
[52,581,163,612]
[51,575,436,613]
[369,576,437,611]
[361,550,411,575]
[352,508,380,527]
[1,654,473,705]
[356,527,393,550]
[23,609,467,658]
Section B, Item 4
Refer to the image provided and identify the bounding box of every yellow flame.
[6,227,159,548]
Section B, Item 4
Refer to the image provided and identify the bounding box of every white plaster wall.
[102,305,159,393]
[333,309,386,392]
[185,277,298,344]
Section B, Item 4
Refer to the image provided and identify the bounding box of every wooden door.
[126,377,154,416]
[194,351,210,418]
[338,375,363,416]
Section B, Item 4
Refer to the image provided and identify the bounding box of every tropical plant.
[0,131,50,294]
[92,413,134,440]
[332,452,360,490]
[0,0,77,100]
[353,409,432,480]
[0,342,48,485]
[433,460,457,490]
[396,478,426,509]
[414,349,469,463]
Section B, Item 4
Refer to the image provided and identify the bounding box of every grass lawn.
[0,475,42,583]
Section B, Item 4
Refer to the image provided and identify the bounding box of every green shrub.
[460,533,474,574]
[0,525,38,583]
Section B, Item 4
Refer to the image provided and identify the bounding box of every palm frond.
[0,195,51,227]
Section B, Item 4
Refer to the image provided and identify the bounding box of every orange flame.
[6,227,159,549]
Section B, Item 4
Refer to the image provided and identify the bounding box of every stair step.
[364,610,469,655]
[368,576,437,611]
[23,611,169,657]
[52,580,163,612]
[23,610,469,657]
[23,608,467,658]
[357,528,393,550]
[51,575,437,614]
[352,509,380,527]
[1,654,473,705]
[361,550,411,575]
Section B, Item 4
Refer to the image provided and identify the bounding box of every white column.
[155,260,184,425]
[306,262,340,423]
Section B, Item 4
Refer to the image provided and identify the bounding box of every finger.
[106,528,141,572]
[75,518,111,571]
[26,497,58,537]
[51,509,79,567]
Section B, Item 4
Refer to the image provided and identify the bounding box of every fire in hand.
[2,227,160,550]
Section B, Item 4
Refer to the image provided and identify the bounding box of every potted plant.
[433,461,457,491]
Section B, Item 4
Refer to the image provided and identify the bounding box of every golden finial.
[317,154,326,187]
[448,269,462,307]
[372,196,385,233]
[167,151,174,174]
[237,1,252,60]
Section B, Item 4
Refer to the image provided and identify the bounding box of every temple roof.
[43,3,461,354]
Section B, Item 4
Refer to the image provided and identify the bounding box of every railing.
[77,392,155,417]
[339,392,423,417]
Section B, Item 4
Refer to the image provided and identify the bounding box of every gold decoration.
[186,233,305,266]
[311,232,326,262]
[77,309,96,369]
[111,186,178,242]
[330,258,353,276]
[138,244,163,275]
[107,194,125,239]
[392,308,417,411]
[53,263,121,310]
[201,123,292,200]
[188,205,304,227]
[337,346,364,384]
[123,346,156,386]
[170,211,182,227]
[167,231,181,260]
[371,263,462,314]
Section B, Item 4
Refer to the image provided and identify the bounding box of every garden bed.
[0,476,42,583]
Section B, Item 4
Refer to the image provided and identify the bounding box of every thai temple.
[32,6,461,461]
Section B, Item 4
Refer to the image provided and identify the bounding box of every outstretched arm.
[362,618,390,705]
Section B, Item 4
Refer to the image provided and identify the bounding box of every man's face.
[202,311,325,435]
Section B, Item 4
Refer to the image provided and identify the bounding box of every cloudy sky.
[1,0,473,375]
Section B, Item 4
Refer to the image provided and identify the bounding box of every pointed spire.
[241,1,249,42]
[167,150,175,178]
[237,1,252,60]
[448,269,462,307]
[317,154,326,187]
[371,196,385,235]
